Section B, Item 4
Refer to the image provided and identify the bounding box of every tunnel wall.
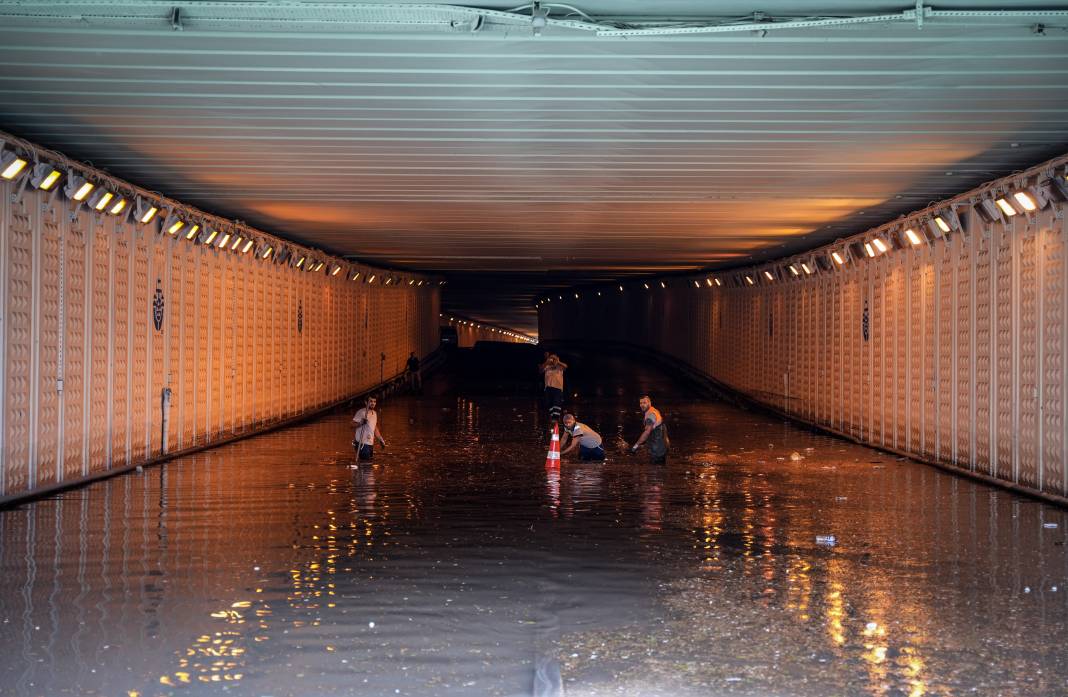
[0,154,440,504]
[541,166,1068,503]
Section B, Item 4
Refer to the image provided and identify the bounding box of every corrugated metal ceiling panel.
[1,1,1066,330]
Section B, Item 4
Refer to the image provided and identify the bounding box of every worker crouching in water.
[351,395,387,462]
[561,413,606,461]
[629,395,668,464]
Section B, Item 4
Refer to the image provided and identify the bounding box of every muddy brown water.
[1,349,1066,696]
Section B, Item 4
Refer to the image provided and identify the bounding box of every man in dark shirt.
[406,352,422,393]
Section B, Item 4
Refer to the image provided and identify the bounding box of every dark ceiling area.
[1,1,1067,334]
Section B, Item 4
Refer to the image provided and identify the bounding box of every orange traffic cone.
[545,423,561,467]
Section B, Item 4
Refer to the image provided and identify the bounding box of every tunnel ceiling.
[1,2,1067,333]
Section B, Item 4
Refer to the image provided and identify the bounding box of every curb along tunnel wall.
[540,181,1068,504]
[0,161,441,505]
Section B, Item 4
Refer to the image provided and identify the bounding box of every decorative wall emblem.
[862,298,870,342]
[152,279,165,331]
[297,299,303,334]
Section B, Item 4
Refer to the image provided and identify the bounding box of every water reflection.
[0,352,1066,696]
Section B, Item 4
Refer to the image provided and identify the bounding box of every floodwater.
[1,346,1066,697]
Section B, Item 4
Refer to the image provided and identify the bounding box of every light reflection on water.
[0,352,1065,696]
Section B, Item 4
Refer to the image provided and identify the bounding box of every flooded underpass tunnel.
[2,2,1068,695]
[1,347,1067,696]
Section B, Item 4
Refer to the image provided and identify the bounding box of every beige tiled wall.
[541,180,1068,502]
[0,177,440,503]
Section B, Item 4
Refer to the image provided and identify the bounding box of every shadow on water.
[0,344,1066,696]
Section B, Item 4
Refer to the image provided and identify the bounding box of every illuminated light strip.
[994,197,1017,217]
[831,251,845,265]
[904,228,923,246]
[92,191,114,212]
[72,181,94,201]
[1,154,27,180]
[1013,191,1038,211]
[185,223,200,240]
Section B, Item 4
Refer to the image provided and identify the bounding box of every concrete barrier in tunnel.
[0,132,442,504]
[540,153,1068,505]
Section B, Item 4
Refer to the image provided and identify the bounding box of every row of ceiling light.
[535,169,1068,306]
[1,142,444,289]
[440,314,536,343]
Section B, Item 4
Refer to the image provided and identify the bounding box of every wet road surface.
[1,346,1067,697]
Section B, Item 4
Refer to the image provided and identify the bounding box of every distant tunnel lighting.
[217,232,231,248]
[788,265,799,276]
[367,274,376,283]
[994,197,1017,217]
[242,239,254,254]
[831,251,845,265]
[295,255,305,268]
[864,242,876,258]
[693,280,700,288]
[872,238,888,254]
[714,277,722,286]
[659,281,666,289]
[800,263,812,275]
[384,276,392,284]
[314,261,324,272]
[350,270,361,281]
[231,235,243,250]
[204,229,219,246]
[67,177,94,202]
[408,279,415,285]
[30,163,62,191]
[745,275,754,285]
[261,244,274,259]
[0,151,28,180]
[184,223,200,240]
[89,189,114,212]
[763,270,774,281]
[331,264,342,276]
[619,285,624,292]
[1012,188,1038,210]
[574,292,579,299]
[108,197,127,215]
[643,283,650,290]
[904,228,923,246]
[705,277,713,287]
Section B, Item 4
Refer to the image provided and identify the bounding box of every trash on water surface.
[815,535,837,547]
